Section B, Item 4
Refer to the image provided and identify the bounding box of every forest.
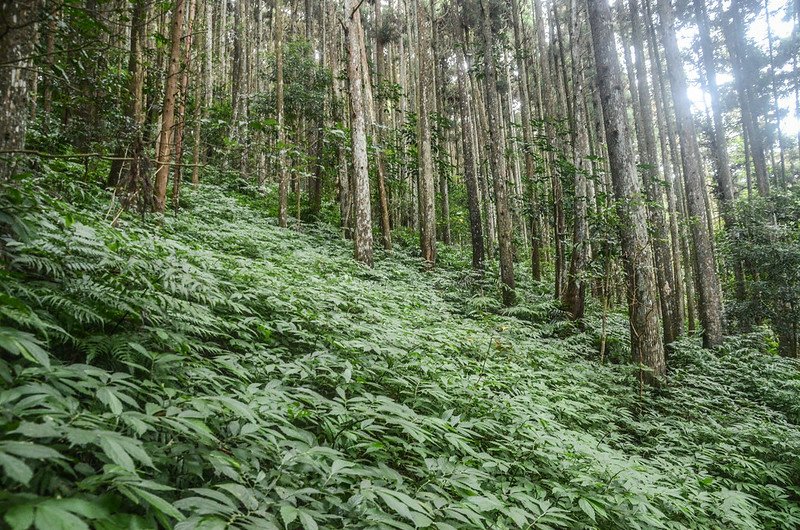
[1,0,800,527]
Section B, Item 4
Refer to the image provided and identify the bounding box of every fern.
[1,176,799,529]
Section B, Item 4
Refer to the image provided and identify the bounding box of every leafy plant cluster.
[725,190,800,357]
[1,169,799,529]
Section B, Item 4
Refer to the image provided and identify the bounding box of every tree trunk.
[172,0,198,211]
[417,0,437,266]
[549,6,567,299]
[478,0,515,305]
[469,67,497,258]
[231,0,248,178]
[764,0,786,188]
[0,0,41,180]
[588,0,666,384]
[510,0,541,282]
[694,0,734,204]
[153,0,187,212]
[657,0,724,348]
[42,2,56,124]
[309,1,325,215]
[372,0,392,250]
[192,0,211,185]
[562,0,590,320]
[722,7,769,196]
[276,0,289,227]
[124,0,148,209]
[628,0,681,344]
[346,0,374,266]
[456,12,485,272]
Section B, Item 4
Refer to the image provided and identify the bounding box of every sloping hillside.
[2,174,799,529]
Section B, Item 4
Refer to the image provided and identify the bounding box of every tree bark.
[372,0,392,250]
[153,0,187,212]
[276,0,288,227]
[0,0,41,180]
[417,0,437,266]
[628,0,681,344]
[588,0,666,383]
[478,0,515,305]
[722,6,769,196]
[172,0,198,211]
[562,0,590,320]
[456,11,485,272]
[694,0,734,204]
[657,0,724,347]
[510,0,542,282]
[643,0,695,332]
[231,0,248,178]
[346,0,374,266]
[764,0,786,187]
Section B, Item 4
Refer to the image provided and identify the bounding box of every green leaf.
[34,505,88,530]
[376,489,432,528]
[0,453,33,484]
[298,511,319,530]
[4,504,34,530]
[11,422,60,439]
[578,498,595,521]
[130,487,185,521]
[0,442,63,460]
[280,504,298,527]
[504,506,529,528]
[465,495,502,513]
[98,437,135,471]
[97,387,123,415]
[330,459,354,476]
[49,498,108,520]
[0,328,50,369]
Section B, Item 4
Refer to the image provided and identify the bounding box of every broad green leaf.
[4,504,34,530]
[578,499,595,521]
[298,511,319,530]
[0,442,63,460]
[98,437,135,471]
[34,505,88,530]
[330,459,354,476]
[130,487,185,521]
[97,387,124,415]
[280,504,298,527]
[0,453,33,484]
[0,328,50,369]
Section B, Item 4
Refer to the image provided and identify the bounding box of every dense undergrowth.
[2,168,800,529]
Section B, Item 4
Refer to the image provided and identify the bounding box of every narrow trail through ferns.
[1,173,800,529]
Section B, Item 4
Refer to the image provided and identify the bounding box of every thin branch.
[349,0,367,20]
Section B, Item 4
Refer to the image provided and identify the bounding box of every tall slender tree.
[172,0,198,210]
[587,0,666,383]
[657,0,724,347]
[0,0,41,179]
[455,8,485,272]
[154,0,187,212]
[562,0,590,320]
[478,0,515,305]
[722,3,769,196]
[346,0,375,266]
[373,0,393,250]
[628,0,681,344]
[276,0,289,227]
[417,0,437,266]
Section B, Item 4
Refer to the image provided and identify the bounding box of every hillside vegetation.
[2,171,800,529]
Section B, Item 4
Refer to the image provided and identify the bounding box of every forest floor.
[2,170,800,529]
